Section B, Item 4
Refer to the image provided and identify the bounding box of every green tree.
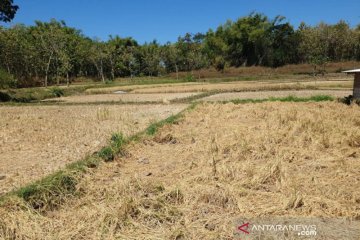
[0,0,18,22]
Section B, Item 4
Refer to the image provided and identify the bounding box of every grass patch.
[50,87,64,97]
[146,115,181,135]
[16,171,78,212]
[1,86,88,103]
[228,95,334,104]
[171,91,218,103]
[97,146,115,162]
[97,133,127,162]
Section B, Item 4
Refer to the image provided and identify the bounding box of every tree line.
[1,13,360,88]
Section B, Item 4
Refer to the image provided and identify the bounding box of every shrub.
[111,133,125,149]
[339,95,353,105]
[98,146,114,162]
[105,79,113,85]
[185,73,194,82]
[0,91,12,102]
[0,69,17,89]
[50,87,64,97]
[17,172,78,211]
[214,56,226,72]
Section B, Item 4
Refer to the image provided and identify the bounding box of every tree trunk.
[110,59,115,80]
[175,64,179,80]
[66,72,69,87]
[100,66,105,83]
[6,64,11,74]
[45,53,53,88]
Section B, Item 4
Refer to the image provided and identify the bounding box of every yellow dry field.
[1,102,359,239]
[201,90,352,101]
[84,78,352,95]
[85,82,202,94]
[130,80,352,93]
[44,92,202,103]
[0,104,187,194]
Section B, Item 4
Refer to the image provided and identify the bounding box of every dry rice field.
[130,80,351,93]
[1,102,359,239]
[85,82,202,94]
[44,92,202,103]
[83,78,352,95]
[201,90,352,101]
[0,104,187,194]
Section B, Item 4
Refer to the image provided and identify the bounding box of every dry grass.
[85,82,202,95]
[43,92,202,103]
[131,79,352,94]
[84,76,352,95]
[169,61,360,79]
[1,102,359,239]
[201,90,351,102]
[0,104,187,194]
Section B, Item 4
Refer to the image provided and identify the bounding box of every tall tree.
[0,0,18,22]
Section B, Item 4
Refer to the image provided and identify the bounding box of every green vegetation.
[0,85,90,102]
[0,0,18,22]
[228,95,334,104]
[146,115,180,135]
[97,146,114,162]
[0,14,359,88]
[97,133,127,162]
[16,171,78,212]
[0,68,16,89]
[50,87,64,97]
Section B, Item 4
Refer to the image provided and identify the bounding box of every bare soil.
[0,104,187,194]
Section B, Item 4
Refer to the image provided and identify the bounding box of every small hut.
[343,69,360,99]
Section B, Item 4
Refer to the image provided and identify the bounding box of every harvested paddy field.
[201,89,351,101]
[0,104,187,194]
[1,102,359,239]
[85,82,202,94]
[44,92,201,103]
[130,80,351,93]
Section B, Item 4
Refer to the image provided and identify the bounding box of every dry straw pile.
[1,102,359,239]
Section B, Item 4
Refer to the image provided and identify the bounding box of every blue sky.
[3,0,360,43]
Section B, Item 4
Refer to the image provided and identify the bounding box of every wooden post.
[354,73,360,99]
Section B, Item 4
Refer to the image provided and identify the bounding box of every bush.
[97,146,114,162]
[111,133,125,149]
[0,69,17,89]
[17,172,78,211]
[185,73,195,82]
[50,87,64,97]
[214,56,226,72]
[0,91,12,102]
[105,79,113,85]
[339,95,354,105]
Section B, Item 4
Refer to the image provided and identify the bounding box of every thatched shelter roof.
[342,69,360,73]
